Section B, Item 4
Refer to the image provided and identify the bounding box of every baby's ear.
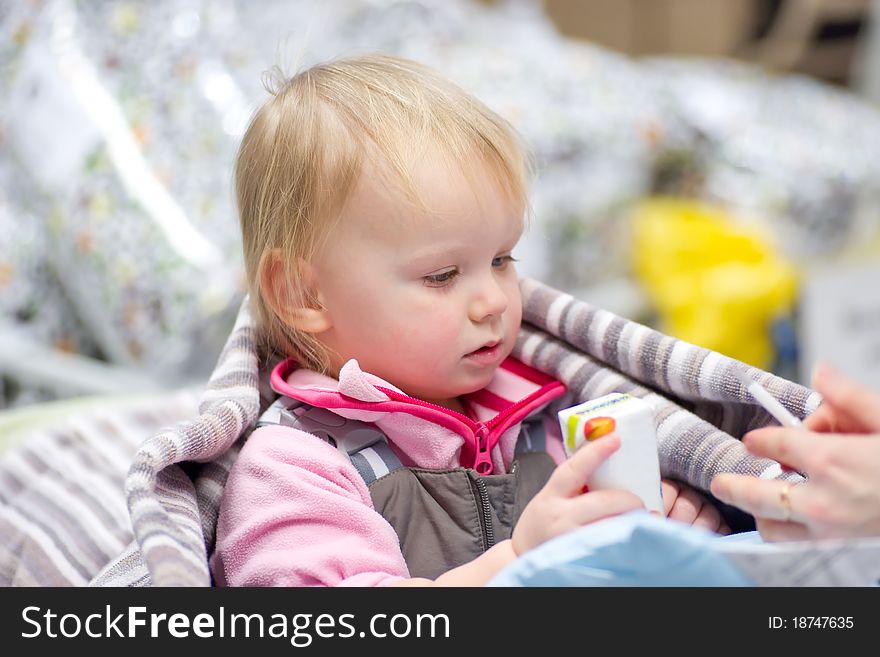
[259,249,332,334]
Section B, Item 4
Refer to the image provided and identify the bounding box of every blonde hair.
[236,54,530,372]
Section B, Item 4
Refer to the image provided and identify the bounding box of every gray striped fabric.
[0,390,199,586]
[0,278,822,587]
[515,279,818,491]
[93,301,262,586]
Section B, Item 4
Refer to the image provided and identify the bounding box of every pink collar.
[269,357,565,474]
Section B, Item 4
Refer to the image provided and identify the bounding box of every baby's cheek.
[414,323,459,356]
[506,289,523,327]
[387,321,445,359]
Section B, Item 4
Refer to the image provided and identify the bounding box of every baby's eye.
[492,255,518,268]
[424,268,459,287]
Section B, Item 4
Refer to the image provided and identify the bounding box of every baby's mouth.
[470,339,500,353]
[465,340,502,362]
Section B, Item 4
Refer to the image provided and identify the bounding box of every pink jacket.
[210,357,566,587]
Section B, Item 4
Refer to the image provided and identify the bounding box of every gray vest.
[257,397,556,579]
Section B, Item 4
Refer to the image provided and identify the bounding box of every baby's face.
[310,157,524,408]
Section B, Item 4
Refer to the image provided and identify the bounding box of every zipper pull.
[472,424,494,475]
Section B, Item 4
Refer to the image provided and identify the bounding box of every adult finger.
[740,427,822,473]
[569,488,644,525]
[547,433,621,496]
[805,400,875,435]
[755,517,810,543]
[812,363,880,432]
[802,403,839,433]
[710,474,801,523]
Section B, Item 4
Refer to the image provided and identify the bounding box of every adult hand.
[802,363,880,434]
[710,365,880,541]
[512,433,644,556]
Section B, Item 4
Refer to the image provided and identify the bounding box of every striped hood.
[269,356,566,475]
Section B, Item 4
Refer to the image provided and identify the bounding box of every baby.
[211,54,726,587]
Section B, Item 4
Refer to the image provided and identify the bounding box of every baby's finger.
[690,502,724,533]
[547,433,621,497]
[667,486,703,524]
[661,479,680,516]
[569,488,644,526]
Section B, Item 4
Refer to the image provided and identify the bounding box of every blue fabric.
[488,511,755,587]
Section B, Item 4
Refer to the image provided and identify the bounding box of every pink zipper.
[376,380,565,475]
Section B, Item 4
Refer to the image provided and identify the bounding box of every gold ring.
[779,483,792,522]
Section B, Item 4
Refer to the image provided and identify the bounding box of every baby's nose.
[469,279,508,321]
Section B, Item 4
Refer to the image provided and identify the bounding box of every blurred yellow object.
[631,197,797,368]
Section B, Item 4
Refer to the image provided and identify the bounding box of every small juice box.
[558,393,664,514]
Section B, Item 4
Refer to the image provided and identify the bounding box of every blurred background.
[2,0,880,412]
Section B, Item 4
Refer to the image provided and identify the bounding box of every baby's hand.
[511,434,644,556]
[662,479,730,535]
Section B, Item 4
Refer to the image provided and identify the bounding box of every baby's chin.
[413,370,498,402]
